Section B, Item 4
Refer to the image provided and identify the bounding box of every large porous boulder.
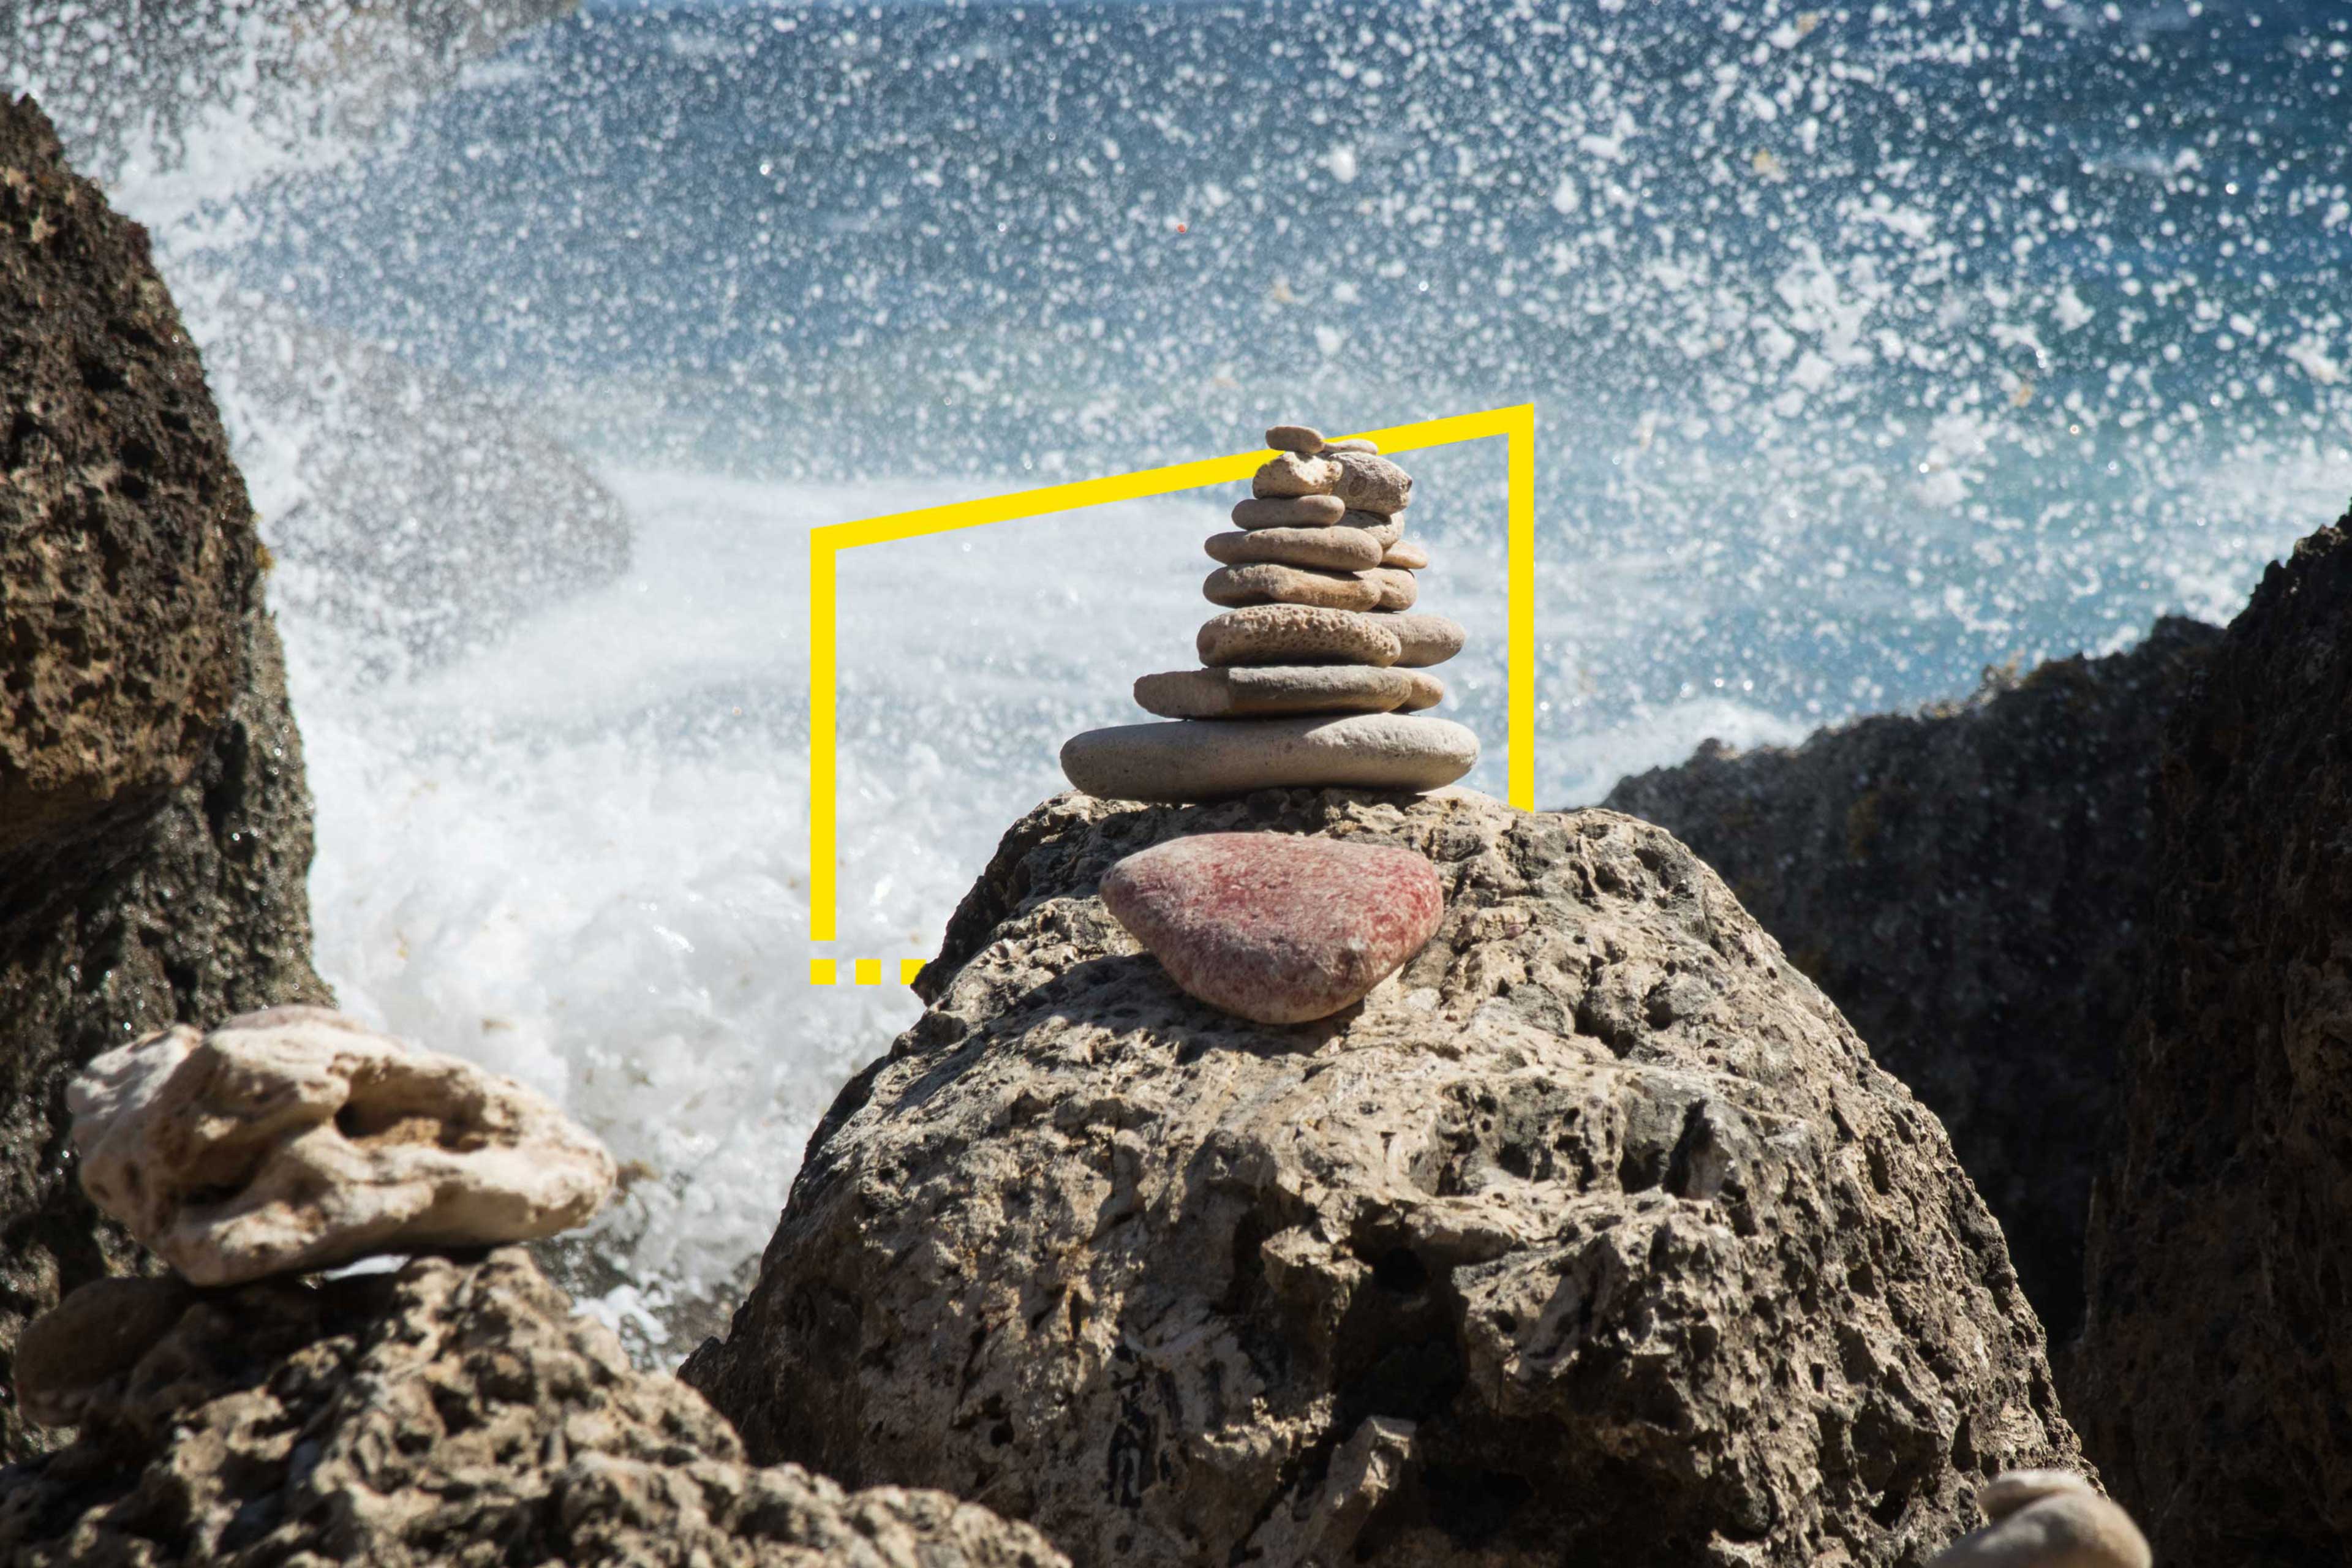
[2075,517,2352,1564]
[0,1247,1068,1568]
[684,789,2084,1567]
[0,95,330,1460]
[1605,617,2222,1347]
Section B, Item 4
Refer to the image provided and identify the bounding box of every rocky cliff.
[685,789,2082,1568]
[2075,517,2352,1564]
[0,93,331,1461]
[0,1248,1068,1568]
[1605,618,2222,1347]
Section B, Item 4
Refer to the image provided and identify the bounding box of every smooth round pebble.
[1099,832,1446,1023]
[1205,526,1384,571]
[1233,494,1348,529]
[1204,564,1384,612]
[1398,671,1445,710]
[1264,423,1324,453]
[1382,538,1429,569]
[1199,605,1400,668]
[1362,567,1418,611]
[1928,1471,2149,1568]
[1133,665,1416,718]
[1319,437,1380,454]
[1060,712,1481,802]
[1252,452,1340,498]
[1369,612,1466,668]
[1327,451,1413,514]
[1346,511,1404,546]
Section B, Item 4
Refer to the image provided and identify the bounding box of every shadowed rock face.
[2076,517,2352,1566]
[0,1248,1071,1568]
[0,95,330,1463]
[1604,617,2223,1348]
[684,788,2081,1568]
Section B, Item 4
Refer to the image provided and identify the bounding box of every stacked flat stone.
[1061,424,1479,802]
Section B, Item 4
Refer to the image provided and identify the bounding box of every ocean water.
[12,0,2351,1353]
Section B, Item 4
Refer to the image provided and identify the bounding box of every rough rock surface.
[2075,521,2352,1565]
[0,95,331,1463]
[72,1007,616,1286]
[685,790,2081,1567]
[0,1247,1069,1568]
[1604,617,2222,1344]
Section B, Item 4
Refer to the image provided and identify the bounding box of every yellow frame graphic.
[809,402,1536,966]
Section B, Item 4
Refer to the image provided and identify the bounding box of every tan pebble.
[1205,527,1384,572]
[1319,437,1380,454]
[1252,452,1340,498]
[1398,671,1445,711]
[1369,612,1465,668]
[1264,424,1324,453]
[1346,511,1404,547]
[1233,494,1348,529]
[1198,605,1400,668]
[1928,1472,2149,1568]
[1326,451,1412,514]
[1061,712,1479,802]
[1204,564,1384,612]
[1362,567,1418,611]
[1134,665,1415,718]
[1382,538,1429,569]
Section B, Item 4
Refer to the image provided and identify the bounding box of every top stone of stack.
[1058,423,1479,803]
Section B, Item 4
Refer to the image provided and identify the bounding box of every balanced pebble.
[1369,612,1466,668]
[1060,712,1480,802]
[1362,567,1418,611]
[1199,605,1400,668]
[1253,452,1340,498]
[1326,451,1413,514]
[1234,494,1348,530]
[1205,526,1384,572]
[1134,665,1416,719]
[1346,511,1404,547]
[1319,437,1379,454]
[1264,424,1324,453]
[1382,538,1429,569]
[1398,671,1445,711]
[1204,564,1384,612]
[1928,1471,2149,1568]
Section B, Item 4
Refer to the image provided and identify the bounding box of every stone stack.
[1061,424,1480,802]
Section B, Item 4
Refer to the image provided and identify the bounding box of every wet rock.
[0,1247,1069,1568]
[683,790,2081,1567]
[2075,521,2352,1564]
[71,1006,616,1285]
[0,95,331,1463]
[1058,714,1479,801]
[1926,1470,2149,1567]
[1604,616,2222,1346]
[1099,832,1444,1023]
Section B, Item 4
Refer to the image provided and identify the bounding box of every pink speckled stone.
[1099,833,1444,1024]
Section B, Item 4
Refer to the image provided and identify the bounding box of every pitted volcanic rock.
[1098,832,1443,1022]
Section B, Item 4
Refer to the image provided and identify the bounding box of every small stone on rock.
[1199,605,1400,668]
[1099,833,1446,1024]
[1362,567,1418,611]
[1319,437,1379,454]
[1370,612,1467,668]
[1134,665,1416,718]
[1381,538,1428,569]
[1326,452,1412,514]
[1060,712,1480,802]
[1398,671,1445,711]
[1252,453,1340,499]
[1205,527,1384,572]
[1204,564,1383,612]
[1264,424,1324,453]
[1346,511,1404,546]
[1233,495,1349,530]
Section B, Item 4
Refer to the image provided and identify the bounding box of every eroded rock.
[70,1006,614,1285]
[0,1247,1070,1568]
[684,790,2081,1567]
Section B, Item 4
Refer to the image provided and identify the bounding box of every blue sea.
[17,0,2351,1349]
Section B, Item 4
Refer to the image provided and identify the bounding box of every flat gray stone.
[1251,453,1339,498]
[1371,612,1466,668]
[1233,495,1348,529]
[1205,527,1384,571]
[1382,538,1428,569]
[1133,665,1416,718]
[1362,567,1418,611]
[1399,671,1445,711]
[1346,511,1404,546]
[1264,424,1324,453]
[1060,713,1480,802]
[1198,605,1400,668]
[1204,564,1382,612]
[1327,452,1412,514]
